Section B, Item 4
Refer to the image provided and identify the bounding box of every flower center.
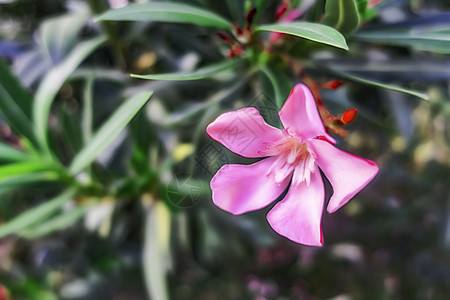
[265,130,316,186]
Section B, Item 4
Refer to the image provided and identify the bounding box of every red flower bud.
[246,7,257,26]
[275,2,288,20]
[330,80,343,90]
[341,109,358,124]
[234,25,244,36]
[233,45,244,56]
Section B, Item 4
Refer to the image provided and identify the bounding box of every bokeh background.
[0,0,449,299]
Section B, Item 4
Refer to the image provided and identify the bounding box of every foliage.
[0,0,449,299]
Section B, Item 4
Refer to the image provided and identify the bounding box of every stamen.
[266,130,316,186]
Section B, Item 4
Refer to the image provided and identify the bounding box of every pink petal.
[266,170,325,246]
[207,107,284,158]
[308,139,379,213]
[211,156,290,215]
[279,84,335,143]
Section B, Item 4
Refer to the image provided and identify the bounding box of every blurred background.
[0,0,449,299]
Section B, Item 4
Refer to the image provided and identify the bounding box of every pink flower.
[206,84,379,246]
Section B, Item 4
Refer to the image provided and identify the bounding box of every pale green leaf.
[354,31,450,54]
[40,11,89,64]
[34,36,106,153]
[96,2,232,30]
[69,91,153,174]
[256,22,349,50]
[143,201,171,300]
[314,66,428,100]
[20,205,90,239]
[82,75,94,144]
[0,143,29,162]
[131,59,241,81]
[0,188,76,238]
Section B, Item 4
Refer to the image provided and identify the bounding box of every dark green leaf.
[0,59,36,144]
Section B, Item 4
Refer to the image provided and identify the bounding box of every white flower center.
[265,129,316,186]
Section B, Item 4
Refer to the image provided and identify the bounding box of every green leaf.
[0,161,54,180]
[40,11,89,64]
[82,75,94,144]
[20,205,90,239]
[0,143,29,162]
[258,66,292,126]
[323,0,360,36]
[0,172,60,195]
[0,172,58,187]
[255,22,349,50]
[0,59,36,144]
[131,59,242,81]
[69,91,153,174]
[259,66,284,109]
[0,188,76,238]
[354,31,450,54]
[33,36,106,153]
[143,201,171,300]
[314,65,428,100]
[96,2,232,30]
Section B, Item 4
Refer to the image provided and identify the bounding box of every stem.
[87,0,127,69]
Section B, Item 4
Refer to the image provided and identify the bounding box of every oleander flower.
[206,84,379,246]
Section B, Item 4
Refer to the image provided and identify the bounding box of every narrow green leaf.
[0,188,76,238]
[0,59,36,144]
[0,161,53,180]
[225,0,244,25]
[96,2,232,30]
[69,91,153,174]
[259,66,283,109]
[20,205,89,239]
[70,68,129,83]
[314,65,428,100]
[323,0,360,36]
[82,75,94,143]
[162,78,247,127]
[258,66,292,127]
[34,36,106,153]
[0,143,29,162]
[256,22,349,50]
[40,12,89,64]
[143,201,171,300]
[354,31,450,54]
[131,59,241,81]
[0,172,60,195]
